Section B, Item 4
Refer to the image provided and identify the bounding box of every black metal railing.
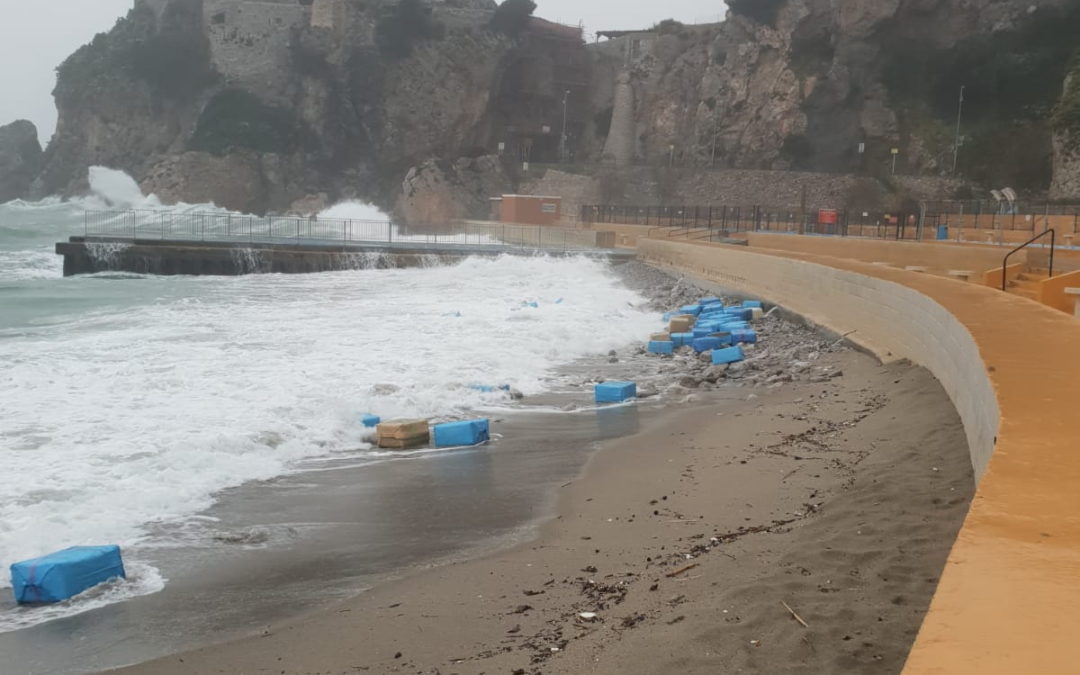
[585,204,922,241]
[1001,229,1055,292]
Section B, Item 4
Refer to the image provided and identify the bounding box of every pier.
[55,211,632,276]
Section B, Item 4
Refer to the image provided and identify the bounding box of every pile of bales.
[648,296,765,368]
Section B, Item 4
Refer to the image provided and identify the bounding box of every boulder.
[0,120,43,203]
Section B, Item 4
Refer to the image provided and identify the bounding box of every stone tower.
[602,71,637,164]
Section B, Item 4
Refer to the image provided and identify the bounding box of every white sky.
[0,0,726,145]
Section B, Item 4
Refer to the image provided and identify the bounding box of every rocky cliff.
[16,0,1080,217]
[0,120,43,202]
[589,0,1079,196]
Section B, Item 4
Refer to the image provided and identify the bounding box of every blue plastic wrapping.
[724,308,753,321]
[712,346,745,365]
[361,414,381,428]
[699,296,722,306]
[692,337,725,353]
[679,304,703,317]
[671,332,695,347]
[731,329,758,344]
[648,340,675,355]
[432,419,490,447]
[743,300,763,309]
[595,381,637,403]
[11,546,126,604]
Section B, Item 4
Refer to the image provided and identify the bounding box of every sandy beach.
[111,314,974,674]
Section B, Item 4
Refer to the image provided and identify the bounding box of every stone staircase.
[1006,267,1051,300]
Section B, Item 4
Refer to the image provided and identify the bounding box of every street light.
[560,89,570,163]
[952,85,965,174]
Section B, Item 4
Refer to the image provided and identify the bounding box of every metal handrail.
[1001,228,1055,292]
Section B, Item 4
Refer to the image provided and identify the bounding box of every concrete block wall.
[637,237,1080,674]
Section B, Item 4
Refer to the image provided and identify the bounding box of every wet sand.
[111,346,974,674]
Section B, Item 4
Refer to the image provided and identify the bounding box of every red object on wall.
[818,209,839,225]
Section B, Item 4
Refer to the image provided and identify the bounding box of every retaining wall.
[637,238,1080,673]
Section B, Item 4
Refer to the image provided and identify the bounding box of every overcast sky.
[0,0,725,145]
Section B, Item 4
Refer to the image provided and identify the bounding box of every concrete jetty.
[56,211,633,276]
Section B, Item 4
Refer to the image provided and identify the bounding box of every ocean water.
[0,170,657,634]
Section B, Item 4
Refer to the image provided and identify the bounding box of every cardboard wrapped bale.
[751,307,765,321]
[377,419,430,449]
[11,545,126,604]
[433,419,490,447]
[669,315,696,333]
[595,381,637,403]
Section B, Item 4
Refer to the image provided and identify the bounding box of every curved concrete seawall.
[637,238,1080,673]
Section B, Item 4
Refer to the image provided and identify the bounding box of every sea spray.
[0,252,657,613]
[84,241,131,271]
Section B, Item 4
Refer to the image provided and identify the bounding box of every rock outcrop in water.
[0,120,43,203]
[25,0,1080,215]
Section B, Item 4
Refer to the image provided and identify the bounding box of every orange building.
[496,194,562,226]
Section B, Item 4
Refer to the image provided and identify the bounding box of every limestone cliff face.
[34,0,1080,216]
[40,0,514,216]
[0,120,43,202]
[590,0,1076,194]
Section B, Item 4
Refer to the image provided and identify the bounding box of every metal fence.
[83,210,594,251]
[580,204,924,240]
[581,203,1080,240]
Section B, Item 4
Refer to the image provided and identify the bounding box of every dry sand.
[111,347,973,674]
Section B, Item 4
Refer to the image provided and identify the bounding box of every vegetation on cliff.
[189,89,298,156]
[1052,58,1080,151]
[880,3,1080,190]
[490,0,536,36]
[375,0,447,59]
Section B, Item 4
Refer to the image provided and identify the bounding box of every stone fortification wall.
[204,0,310,103]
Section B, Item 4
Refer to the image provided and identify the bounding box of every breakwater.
[56,237,635,277]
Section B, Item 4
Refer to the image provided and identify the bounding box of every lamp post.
[952,85,965,174]
[560,89,570,163]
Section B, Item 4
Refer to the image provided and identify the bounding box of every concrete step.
[1007,287,1040,300]
[1008,279,1042,291]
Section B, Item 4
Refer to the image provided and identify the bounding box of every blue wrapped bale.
[361,414,381,428]
[679,304,703,317]
[692,337,725,353]
[671,332,695,347]
[662,311,676,322]
[648,340,675,355]
[433,419,490,447]
[692,326,715,338]
[712,346,745,365]
[11,546,126,604]
[595,381,637,404]
[724,308,753,321]
[731,329,758,344]
[700,304,725,316]
[743,300,763,309]
[699,296,722,307]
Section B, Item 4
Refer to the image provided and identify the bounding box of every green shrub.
[726,0,786,28]
[490,0,536,36]
[189,89,298,155]
[375,0,446,59]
